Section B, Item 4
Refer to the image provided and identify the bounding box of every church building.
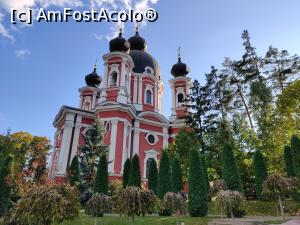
[49,28,191,184]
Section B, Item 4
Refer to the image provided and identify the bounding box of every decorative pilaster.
[108,120,118,174]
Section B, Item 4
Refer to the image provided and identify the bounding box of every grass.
[54,215,210,225]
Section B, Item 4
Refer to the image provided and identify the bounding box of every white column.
[57,113,74,176]
[133,120,140,156]
[138,77,143,104]
[133,76,138,103]
[79,95,83,108]
[92,91,97,108]
[121,121,128,174]
[108,120,118,174]
[127,125,132,159]
[70,115,82,161]
[154,83,158,109]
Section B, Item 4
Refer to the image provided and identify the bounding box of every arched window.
[146,158,154,179]
[177,93,184,104]
[146,89,152,104]
[110,72,118,87]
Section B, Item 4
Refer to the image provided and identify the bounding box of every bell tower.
[169,48,192,122]
[99,29,134,104]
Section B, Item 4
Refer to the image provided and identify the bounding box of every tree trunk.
[236,86,254,129]
[278,195,285,222]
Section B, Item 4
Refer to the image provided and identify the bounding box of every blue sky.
[0,0,300,140]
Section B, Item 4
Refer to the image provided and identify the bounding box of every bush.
[4,183,79,225]
[216,190,244,218]
[253,150,268,199]
[159,192,182,216]
[116,186,157,222]
[85,193,112,217]
[148,159,158,195]
[68,155,80,186]
[291,135,300,179]
[211,179,228,196]
[140,190,157,216]
[171,155,183,193]
[284,146,296,177]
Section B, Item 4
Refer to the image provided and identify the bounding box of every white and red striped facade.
[49,37,192,185]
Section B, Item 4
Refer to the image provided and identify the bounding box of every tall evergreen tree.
[222,143,242,192]
[148,158,158,195]
[253,150,268,199]
[291,135,300,179]
[79,120,107,197]
[158,150,172,199]
[0,156,12,216]
[128,154,141,188]
[188,149,208,217]
[284,146,296,177]
[171,155,183,193]
[122,158,131,188]
[68,155,80,186]
[93,154,108,194]
[200,154,210,199]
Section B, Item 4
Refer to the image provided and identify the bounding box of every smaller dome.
[128,31,146,51]
[109,32,130,52]
[171,57,190,77]
[85,66,102,87]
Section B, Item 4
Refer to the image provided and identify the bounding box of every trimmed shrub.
[148,159,158,195]
[222,143,242,192]
[188,149,208,217]
[68,155,80,186]
[5,183,79,225]
[284,146,296,177]
[158,150,172,199]
[85,193,112,217]
[93,154,108,194]
[291,135,300,179]
[216,190,244,218]
[211,179,228,196]
[122,158,131,188]
[171,155,183,193]
[159,192,182,216]
[140,190,157,216]
[128,154,141,188]
[253,150,268,199]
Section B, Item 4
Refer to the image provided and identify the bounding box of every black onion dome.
[109,32,130,52]
[85,66,102,87]
[128,31,146,50]
[171,57,190,77]
[129,50,160,79]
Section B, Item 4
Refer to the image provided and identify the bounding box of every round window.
[147,134,155,144]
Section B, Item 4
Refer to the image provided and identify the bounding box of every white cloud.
[92,33,103,41]
[15,49,31,59]
[38,0,83,8]
[0,12,14,40]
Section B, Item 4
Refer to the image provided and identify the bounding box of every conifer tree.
[158,150,172,199]
[148,158,158,195]
[291,135,300,179]
[122,158,131,188]
[284,146,296,177]
[200,154,210,198]
[222,143,242,192]
[68,155,80,186]
[128,154,141,188]
[79,120,107,197]
[93,154,108,194]
[171,155,183,193]
[0,156,12,216]
[188,149,208,217]
[253,150,268,199]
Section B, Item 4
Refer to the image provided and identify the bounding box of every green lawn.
[54,215,210,225]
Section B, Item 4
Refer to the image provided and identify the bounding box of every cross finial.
[94,58,97,70]
[119,22,123,35]
[135,22,139,33]
[178,47,181,59]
